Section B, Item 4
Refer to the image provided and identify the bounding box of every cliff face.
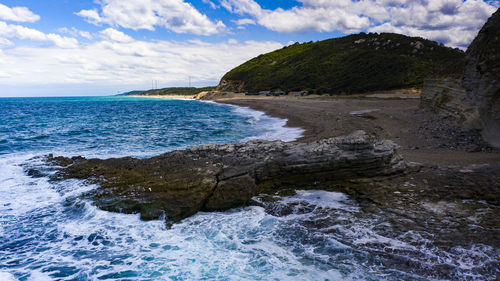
[420,78,480,129]
[420,8,499,147]
[462,8,500,147]
[216,79,245,92]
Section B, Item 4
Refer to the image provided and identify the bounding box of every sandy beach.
[215,94,500,166]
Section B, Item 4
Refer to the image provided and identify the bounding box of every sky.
[0,0,498,97]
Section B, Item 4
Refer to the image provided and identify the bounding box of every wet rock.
[51,131,407,222]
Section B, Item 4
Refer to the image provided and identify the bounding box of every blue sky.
[0,0,498,97]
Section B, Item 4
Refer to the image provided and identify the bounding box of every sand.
[215,95,500,166]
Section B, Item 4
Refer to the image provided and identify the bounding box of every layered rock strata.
[51,131,407,222]
[420,78,480,129]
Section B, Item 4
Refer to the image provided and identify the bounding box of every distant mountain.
[217,33,465,94]
[116,90,145,96]
[119,87,216,96]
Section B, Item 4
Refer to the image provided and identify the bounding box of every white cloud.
[368,0,498,48]
[77,0,226,35]
[0,31,282,90]
[0,38,13,47]
[220,0,262,16]
[58,27,93,40]
[258,6,371,33]
[232,18,256,25]
[221,0,372,33]
[100,28,134,43]
[202,0,218,9]
[0,21,46,41]
[46,34,79,49]
[221,0,499,48]
[0,21,78,49]
[75,9,102,25]
[0,3,40,22]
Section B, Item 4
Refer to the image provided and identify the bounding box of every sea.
[0,96,496,280]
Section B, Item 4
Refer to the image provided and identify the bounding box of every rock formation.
[216,79,245,93]
[420,78,480,129]
[421,8,499,147]
[462,8,500,147]
[50,131,407,222]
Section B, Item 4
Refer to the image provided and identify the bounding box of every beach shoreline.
[213,95,500,166]
[125,92,499,165]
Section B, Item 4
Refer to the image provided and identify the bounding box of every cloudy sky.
[0,0,498,97]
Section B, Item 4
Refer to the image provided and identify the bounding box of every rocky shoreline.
[28,124,499,280]
[22,9,500,279]
[42,131,407,222]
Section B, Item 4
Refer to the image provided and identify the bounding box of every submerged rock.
[51,131,407,222]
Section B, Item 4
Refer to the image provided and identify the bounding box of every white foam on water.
[0,159,383,281]
[0,272,17,281]
[279,190,357,211]
[0,155,349,281]
[204,101,305,142]
[231,105,304,142]
[2,157,496,281]
[0,154,59,217]
[1,99,497,280]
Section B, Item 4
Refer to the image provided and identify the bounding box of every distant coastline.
[127,94,195,100]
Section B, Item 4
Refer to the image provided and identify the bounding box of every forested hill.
[217,33,465,94]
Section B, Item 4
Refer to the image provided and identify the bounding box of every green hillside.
[218,33,465,94]
[121,87,216,96]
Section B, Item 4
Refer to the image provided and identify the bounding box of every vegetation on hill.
[120,87,216,96]
[218,33,465,94]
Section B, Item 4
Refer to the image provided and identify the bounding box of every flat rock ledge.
[50,131,407,222]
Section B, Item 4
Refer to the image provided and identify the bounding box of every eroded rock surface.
[462,8,500,147]
[420,78,480,129]
[50,131,406,222]
[421,8,500,148]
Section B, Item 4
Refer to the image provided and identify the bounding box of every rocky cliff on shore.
[462,8,500,147]
[421,8,499,148]
[46,131,407,222]
[420,78,480,129]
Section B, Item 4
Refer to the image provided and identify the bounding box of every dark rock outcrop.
[216,79,245,92]
[420,8,500,147]
[420,78,480,129]
[462,8,500,147]
[51,131,406,222]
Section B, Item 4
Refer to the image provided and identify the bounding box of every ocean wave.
[225,104,304,142]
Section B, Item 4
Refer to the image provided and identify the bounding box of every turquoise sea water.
[0,97,496,280]
[0,96,302,158]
